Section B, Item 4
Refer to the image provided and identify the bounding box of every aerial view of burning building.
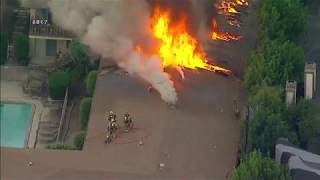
[17,0,246,104]
[5,0,316,180]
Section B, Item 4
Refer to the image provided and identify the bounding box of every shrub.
[231,151,292,180]
[0,32,8,65]
[80,97,92,130]
[46,144,76,150]
[86,70,98,96]
[74,131,86,150]
[14,33,29,65]
[68,65,85,86]
[48,70,70,100]
[69,40,90,69]
[285,100,320,149]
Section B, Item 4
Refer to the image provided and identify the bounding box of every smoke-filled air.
[20,0,178,104]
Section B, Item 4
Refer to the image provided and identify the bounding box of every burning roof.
[20,0,249,104]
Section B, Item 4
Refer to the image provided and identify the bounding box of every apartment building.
[28,7,73,65]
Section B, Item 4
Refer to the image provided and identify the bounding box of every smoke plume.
[21,0,178,104]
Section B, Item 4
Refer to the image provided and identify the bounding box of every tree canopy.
[258,0,306,41]
[248,86,297,156]
[69,40,90,68]
[244,39,304,95]
[231,151,292,180]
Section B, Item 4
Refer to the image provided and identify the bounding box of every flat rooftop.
[1,68,241,179]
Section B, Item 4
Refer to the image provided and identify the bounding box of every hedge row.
[46,131,86,150]
[80,97,92,130]
[85,70,98,97]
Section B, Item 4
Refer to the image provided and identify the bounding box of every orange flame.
[216,1,239,14]
[210,18,242,41]
[146,7,231,75]
[235,0,249,6]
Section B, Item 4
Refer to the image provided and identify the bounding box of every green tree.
[67,65,85,86]
[80,97,92,130]
[245,39,304,95]
[14,33,29,65]
[231,151,292,180]
[285,100,320,149]
[86,70,98,96]
[258,0,306,40]
[74,131,86,150]
[1,32,8,65]
[248,86,296,156]
[69,40,90,72]
[48,71,70,100]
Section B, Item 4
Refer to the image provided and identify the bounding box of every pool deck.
[0,80,44,148]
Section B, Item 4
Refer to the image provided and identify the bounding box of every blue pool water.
[0,103,32,148]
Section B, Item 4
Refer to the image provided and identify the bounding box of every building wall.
[57,40,67,51]
[286,91,294,105]
[29,38,46,57]
[30,38,69,57]
[30,9,36,18]
[29,38,70,65]
[306,73,314,99]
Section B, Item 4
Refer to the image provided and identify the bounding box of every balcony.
[29,24,73,40]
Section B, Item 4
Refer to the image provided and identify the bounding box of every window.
[66,40,71,48]
[46,40,57,56]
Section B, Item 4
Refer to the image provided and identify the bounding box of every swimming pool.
[0,102,33,148]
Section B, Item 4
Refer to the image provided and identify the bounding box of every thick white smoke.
[21,0,177,104]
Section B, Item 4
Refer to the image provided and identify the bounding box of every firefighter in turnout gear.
[123,112,133,132]
[105,111,119,143]
[108,111,116,122]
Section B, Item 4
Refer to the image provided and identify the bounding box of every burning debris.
[226,16,242,28]
[210,18,242,41]
[215,0,249,28]
[216,1,240,15]
[235,0,249,6]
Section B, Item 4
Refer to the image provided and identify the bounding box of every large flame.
[145,7,231,75]
[210,18,242,41]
